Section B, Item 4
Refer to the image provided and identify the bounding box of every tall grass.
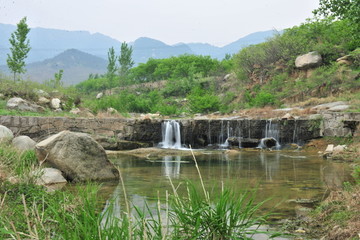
[0,145,280,239]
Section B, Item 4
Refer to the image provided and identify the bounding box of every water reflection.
[162,156,181,178]
[108,151,351,219]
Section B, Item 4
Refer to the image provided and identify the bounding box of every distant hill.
[187,30,278,59]
[0,23,278,65]
[132,37,193,63]
[0,49,107,85]
[0,23,119,66]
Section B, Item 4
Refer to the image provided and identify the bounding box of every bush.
[187,87,221,113]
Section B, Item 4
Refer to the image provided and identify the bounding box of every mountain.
[132,37,193,63]
[0,23,278,66]
[0,49,107,85]
[221,30,280,55]
[187,30,278,59]
[0,24,120,65]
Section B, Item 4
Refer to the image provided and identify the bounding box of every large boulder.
[35,131,119,182]
[50,98,61,109]
[7,97,45,112]
[295,51,322,69]
[12,135,36,152]
[0,125,14,142]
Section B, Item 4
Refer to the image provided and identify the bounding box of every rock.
[223,73,233,81]
[12,136,36,152]
[96,92,104,99]
[281,113,295,120]
[35,131,119,182]
[260,137,278,148]
[38,97,50,105]
[0,125,14,142]
[50,98,61,109]
[328,105,349,112]
[336,55,352,65]
[333,145,346,155]
[323,144,334,158]
[325,144,334,153]
[35,168,67,185]
[240,138,261,148]
[7,97,45,112]
[34,89,50,98]
[70,108,81,114]
[0,93,5,100]
[49,90,62,98]
[311,101,347,111]
[295,51,322,69]
[107,107,118,114]
[8,176,19,184]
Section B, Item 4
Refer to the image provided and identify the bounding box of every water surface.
[104,150,350,219]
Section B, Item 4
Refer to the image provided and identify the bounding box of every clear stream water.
[100,150,351,220]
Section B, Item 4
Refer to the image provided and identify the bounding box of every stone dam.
[0,112,359,149]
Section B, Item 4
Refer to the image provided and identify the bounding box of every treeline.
[76,54,231,94]
[77,12,359,114]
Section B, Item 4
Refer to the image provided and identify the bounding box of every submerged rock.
[35,130,119,182]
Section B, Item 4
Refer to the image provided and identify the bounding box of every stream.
[100,150,351,220]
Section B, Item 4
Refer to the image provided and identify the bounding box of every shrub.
[187,87,221,113]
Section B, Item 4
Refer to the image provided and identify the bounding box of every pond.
[101,149,351,220]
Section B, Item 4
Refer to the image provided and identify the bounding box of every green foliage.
[352,166,360,185]
[313,0,360,48]
[0,144,38,180]
[252,91,277,108]
[6,17,31,81]
[76,77,109,94]
[118,42,134,86]
[84,90,182,115]
[187,87,221,113]
[130,55,222,83]
[44,69,64,89]
[107,47,118,90]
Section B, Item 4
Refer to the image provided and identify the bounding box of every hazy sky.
[0,0,319,46]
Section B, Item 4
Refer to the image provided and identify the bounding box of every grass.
[0,143,281,239]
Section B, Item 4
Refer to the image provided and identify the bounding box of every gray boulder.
[0,125,14,142]
[35,168,67,185]
[50,98,61,109]
[7,97,45,112]
[34,89,50,98]
[35,131,119,182]
[295,51,322,69]
[12,135,36,152]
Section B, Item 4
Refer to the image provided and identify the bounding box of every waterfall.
[218,120,242,148]
[292,120,298,144]
[259,120,281,149]
[159,120,182,149]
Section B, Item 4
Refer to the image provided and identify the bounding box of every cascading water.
[218,120,243,148]
[159,120,182,149]
[259,120,281,149]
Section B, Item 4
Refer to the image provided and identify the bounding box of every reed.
[0,143,280,239]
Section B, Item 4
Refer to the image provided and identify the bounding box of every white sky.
[0,0,319,46]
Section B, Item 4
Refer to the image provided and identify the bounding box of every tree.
[106,47,118,91]
[7,17,31,81]
[45,69,64,88]
[118,42,134,85]
[313,0,360,48]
